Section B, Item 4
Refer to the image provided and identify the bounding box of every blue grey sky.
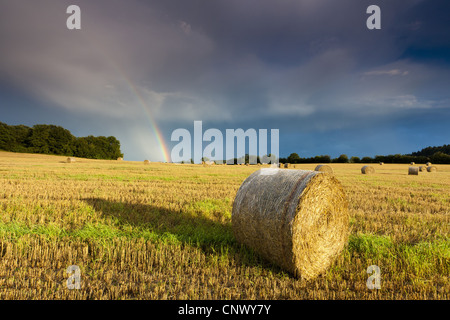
[1,0,449,161]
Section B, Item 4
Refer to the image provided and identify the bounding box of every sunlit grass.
[0,151,448,299]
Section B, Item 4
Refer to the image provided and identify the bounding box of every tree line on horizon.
[280,144,450,165]
[195,145,450,164]
[0,122,123,160]
[1,121,448,164]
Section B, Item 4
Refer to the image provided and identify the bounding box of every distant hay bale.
[419,166,427,172]
[379,162,384,165]
[408,167,419,175]
[426,162,432,166]
[284,163,289,168]
[232,169,349,280]
[361,165,375,174]
[410,162,415,165]
[315,164,333,174]
[427,166,437,172]
[144,160,150,165]
[278,163,283,168]
[66,157,76,163]
[117,157,123,161]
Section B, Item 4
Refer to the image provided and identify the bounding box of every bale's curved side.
[408,167,419,175]
[427,166,437,172]
[314,164,333,174]
[361,165,375,174]
[419,166,427,172]
[232,169,349,280]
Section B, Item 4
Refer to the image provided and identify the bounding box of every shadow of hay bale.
[81,197,284,273]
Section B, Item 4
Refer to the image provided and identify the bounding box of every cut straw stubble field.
[0,152,448,299]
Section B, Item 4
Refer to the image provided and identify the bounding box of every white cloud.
[363,69,409,76]
[179,21,192,35]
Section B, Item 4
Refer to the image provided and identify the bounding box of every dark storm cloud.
[0,0,449,160]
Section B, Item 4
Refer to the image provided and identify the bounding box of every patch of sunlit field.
[0,151,448,299]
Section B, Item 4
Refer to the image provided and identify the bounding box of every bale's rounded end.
[427,166,437,172]
[291,173,349,279]
[314,164,333,174]
[361,165,375,174]
[232,169,348,280]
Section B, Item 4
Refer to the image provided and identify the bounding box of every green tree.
[333,154,349,163]
[287,153,300,163]
[350,156,360,163]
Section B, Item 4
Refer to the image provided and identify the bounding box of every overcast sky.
[1,0,449,161]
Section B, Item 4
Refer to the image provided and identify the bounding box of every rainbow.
[122,79,171,162]
[84,36,171,162]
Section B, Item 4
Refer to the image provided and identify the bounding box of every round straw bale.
[408,167,419,175]
[314,164,333,174]
[427,166,437,172]
[426,162,432,166]
[232,169,349,280]
[410,162,415,165]
[66,157,76,163]
[284,163,289,168]
[361,165,375,174]
[144,160,150,165]
[278,163,283,168]
[419,166,427,172]
[117,157,123,161]
[379,162,384,165]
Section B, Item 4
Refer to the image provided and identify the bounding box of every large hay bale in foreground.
[314,164,333,174]
[232,169,349,280]
[408,167,419,175]
[419,166,427,172]
[361,165,375,174]
[427,166,437,172]
[66,157,76,163]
